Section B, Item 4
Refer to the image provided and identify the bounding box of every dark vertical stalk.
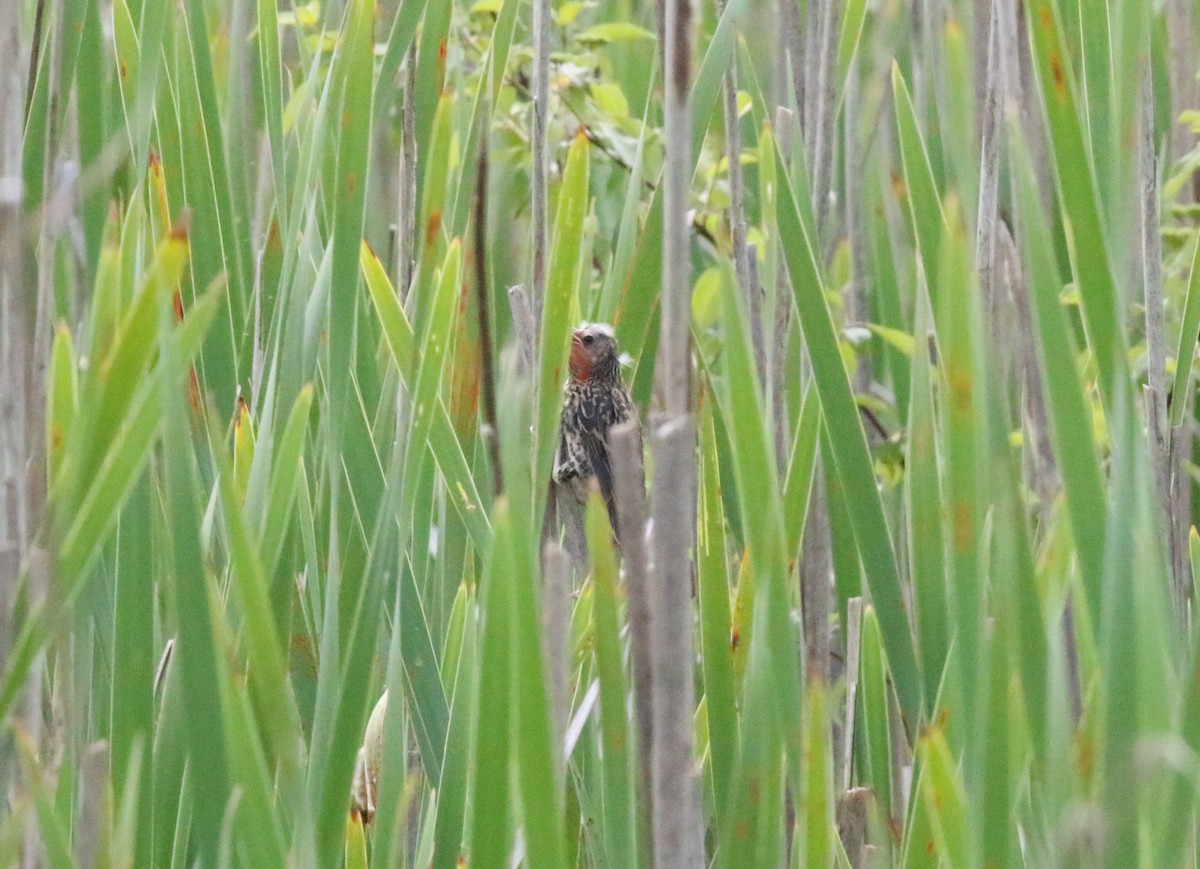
[474,123,503,497]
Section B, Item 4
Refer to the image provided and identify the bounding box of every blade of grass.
[587,490,639,868]
[774,137,923,726]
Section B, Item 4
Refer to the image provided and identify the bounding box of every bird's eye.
[583,334,595,346]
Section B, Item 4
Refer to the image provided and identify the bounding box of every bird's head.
[569,322,620,383]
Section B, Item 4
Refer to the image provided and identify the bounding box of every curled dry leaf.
[351,690,389,823]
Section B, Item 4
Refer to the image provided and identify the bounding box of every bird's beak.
[571,329,584,347]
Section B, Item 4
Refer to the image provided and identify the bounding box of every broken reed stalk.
[474,120,503,496]
[531,0,549,325]
[649,418,701,868]
[836,787,872,869]
[76,742,109,869]
[608,421,653,805]
[650,0,703,864]
[0,0,27,695]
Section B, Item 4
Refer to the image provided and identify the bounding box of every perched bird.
[554,323,637,539]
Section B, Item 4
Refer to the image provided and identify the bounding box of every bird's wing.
[590,388,639,537]
[581,427,619,533]
[555,402,587,483]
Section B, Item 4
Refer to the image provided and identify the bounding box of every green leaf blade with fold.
[774,139,923,727]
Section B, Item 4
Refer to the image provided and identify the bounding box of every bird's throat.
[569,340,591,381]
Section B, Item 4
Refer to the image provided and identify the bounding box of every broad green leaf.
[892,64,945,312]
[1025,0,1126,411]
[1010,121,1107,632]
[577,23,656,46]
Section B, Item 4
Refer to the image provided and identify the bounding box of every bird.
[554,322,637,540]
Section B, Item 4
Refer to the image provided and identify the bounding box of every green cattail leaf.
[774,136,923,726]
[46,325,77,490]
[587,489,639,868]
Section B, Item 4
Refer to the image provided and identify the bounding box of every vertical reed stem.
[651,0,703,863]
[531,0,550,326]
